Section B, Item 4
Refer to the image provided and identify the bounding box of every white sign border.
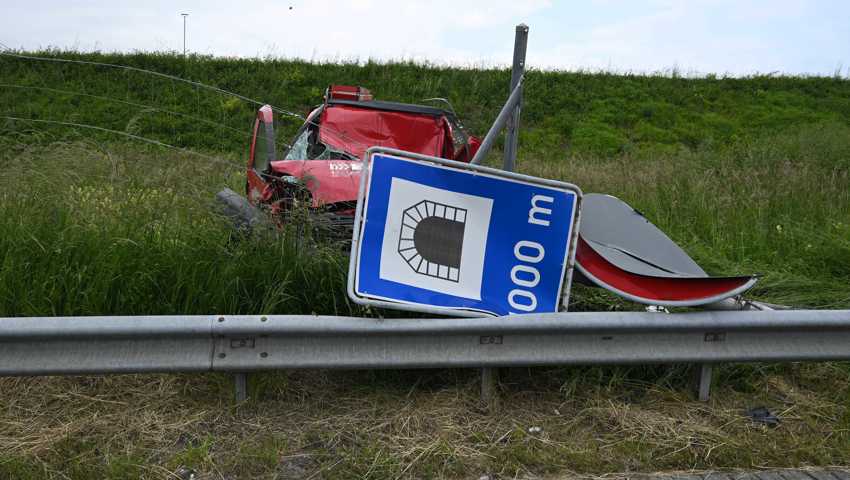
[347,146,583,318]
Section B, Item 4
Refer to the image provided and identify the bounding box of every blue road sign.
[348,148,581,317]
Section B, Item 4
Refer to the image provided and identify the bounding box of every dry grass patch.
[2,364,849,479]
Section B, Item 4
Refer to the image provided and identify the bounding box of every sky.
[1,0,848,76]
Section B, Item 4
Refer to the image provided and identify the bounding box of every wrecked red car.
[245,85,480,225]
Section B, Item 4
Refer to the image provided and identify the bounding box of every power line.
[1,115,240,168]
[0,48,395,155]
[0,83,251,138]
[0,50,302,120]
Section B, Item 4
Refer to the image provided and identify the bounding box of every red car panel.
[269,160,362,208]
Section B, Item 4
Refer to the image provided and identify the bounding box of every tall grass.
[1,122,847,317]
[0,139,359,317]
[527,122,850,309]
[0,50,848,314]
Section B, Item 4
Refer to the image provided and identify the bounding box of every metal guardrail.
[3,310,850,377]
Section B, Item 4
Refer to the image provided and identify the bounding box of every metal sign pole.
[482,24,529,409]
[469,78,524,166]
[503,23,528,172]
[181,13,189,57]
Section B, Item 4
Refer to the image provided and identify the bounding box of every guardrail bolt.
[260,352,268,358]
[218,353,226,359]
[261,316,268,322]
[218,317,225,323]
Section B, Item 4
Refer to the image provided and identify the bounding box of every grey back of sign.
[579,193,707,278]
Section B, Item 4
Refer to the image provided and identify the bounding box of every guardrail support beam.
[3,311,850,378]
[469,76,524,166]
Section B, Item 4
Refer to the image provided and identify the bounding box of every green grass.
[1,51,850,478]
[1,123,847,316]
[526,122,850,309]
[0,140,362,317]
[2,50,850,156]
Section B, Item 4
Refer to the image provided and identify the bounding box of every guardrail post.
[234,373,249,402]
[480,367,500,410]
[697,364,712,402]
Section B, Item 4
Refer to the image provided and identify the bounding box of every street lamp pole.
[181,13,189,57]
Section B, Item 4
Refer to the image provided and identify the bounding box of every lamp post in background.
[181,13,189,57]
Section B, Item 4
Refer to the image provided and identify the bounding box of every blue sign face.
[351,152,580,316]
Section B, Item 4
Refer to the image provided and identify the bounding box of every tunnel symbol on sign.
[397,200,466,282]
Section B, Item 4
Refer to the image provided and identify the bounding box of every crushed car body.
[246,85,480,223]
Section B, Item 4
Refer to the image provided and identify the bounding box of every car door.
[246,105,276,205]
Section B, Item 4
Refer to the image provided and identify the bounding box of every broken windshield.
[283,126,355,161]
[284,128,309,160]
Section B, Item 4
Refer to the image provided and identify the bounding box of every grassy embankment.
[0,51,849,479]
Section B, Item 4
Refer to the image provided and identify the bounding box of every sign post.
[487,23,528,404]
[348,148,581,318]
[503,23,528,172]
